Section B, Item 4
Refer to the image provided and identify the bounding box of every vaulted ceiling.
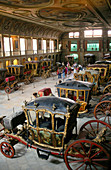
[0,0,111,33]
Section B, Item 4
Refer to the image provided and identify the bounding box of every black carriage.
[84,53,95,66]
[0,96,111,169]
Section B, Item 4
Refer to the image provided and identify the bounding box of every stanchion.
[7,93,10,100]
[13,107,15,113]
[22,87,24,94]
[33,82,35,88]
[45,77,47,84]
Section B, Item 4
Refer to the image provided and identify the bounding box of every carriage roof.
[7,65,24,68]
[55,80,94,91]
[25,60,41,63]
[24,96,78,115]
[78,69,99,75]
[0,68,7,72]
[95,60,111,64]
[87,64,108,68]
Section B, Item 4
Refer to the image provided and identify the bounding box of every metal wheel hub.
[84,157,91,164]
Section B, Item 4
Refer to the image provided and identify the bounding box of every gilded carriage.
[55,80,94,114]
[74,69,100,94]
[7,64,34,85]
[86,64,108,84]
[0,96,111,169]
[41,58,53,78]
[24,60,41,76]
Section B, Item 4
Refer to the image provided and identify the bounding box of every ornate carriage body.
[74,69,100,94]
[86,64,108,84]
[0,96,111,169]
[55,80,94,114]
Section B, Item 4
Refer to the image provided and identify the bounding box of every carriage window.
[54,114,66,132]
[68,90,75,100]
[26,64,28,70]
[33,64,36,69]
[43,62,47,66]
[79,91,84,101]
[48,62,50,66]
[16,68,18,74]
[27,110,36,127]
[38,111,52,130]
[9,68,11,74]
[12,68,15,74]
[61,89,66,98]
[29,64,32,69]
[100,69,105,76]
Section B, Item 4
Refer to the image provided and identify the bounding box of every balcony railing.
[0,49,61,57]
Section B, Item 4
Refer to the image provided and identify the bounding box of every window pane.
[108,30,111,37]
[74,32,79,38]
[93,29,102,37]
[69,32,73,38]
[84,30,93,38]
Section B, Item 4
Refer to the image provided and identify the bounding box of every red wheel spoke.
[72,146,85,158]
[92,158,109,162]
[75,162,85,170]
[83,127,95,137]
[92,161,108,168]
[90,124,96,136]
[88,143,93,158]
[80,143,87,156]
[91,149,102,159]
[92,164,98,170]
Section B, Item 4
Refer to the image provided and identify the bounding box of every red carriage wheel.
[103,84,111,94]
[64,139,110,170]
[0,142,15,158]
[5,86,11,94]
[94,100,111,125]
[99,93,111,102]
[78,120,111,143]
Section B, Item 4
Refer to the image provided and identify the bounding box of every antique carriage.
[4,76,21,94]
[7,64,34,85]
[84,53,95,66]
[0,68,7,89]
[0,96,111,169]
[41,58,53,78]
[74,69,100,95]
[7,65,25,78]
[86,64,108,84]
[24,60,41,76]
[55,80,94,115]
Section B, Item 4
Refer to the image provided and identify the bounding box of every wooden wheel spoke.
[75,162,85,170]
[83,127,94,136]
[88,143,93,158]
[91,149,102,159]
[90,124,96,136]
[72,146,85,158]
[92,161,108,168]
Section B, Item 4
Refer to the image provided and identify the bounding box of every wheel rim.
[5,86,11,94]
[94,101,111,125]
[79,120,111,143]
[64,139,110,170]
[103,85,111,94]
[99,93,111,102]
[0,142,15,158]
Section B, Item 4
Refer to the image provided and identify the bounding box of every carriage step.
[37,148,50,160]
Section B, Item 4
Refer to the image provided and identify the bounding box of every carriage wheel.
[79,120,111,143]
[99,93,111,102]
[5,86,11,94]
[103,84,111,94]
[94,100,111,124]
[64,139,110,170]
[0,142,15,158]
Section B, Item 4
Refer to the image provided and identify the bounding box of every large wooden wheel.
[0,142,15,158]
[99,93,111,102]
[103,84,111,94]
[64,139,110,170]
[79,120,111,142]
[5,86,11,94]
[94,100,111,124]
